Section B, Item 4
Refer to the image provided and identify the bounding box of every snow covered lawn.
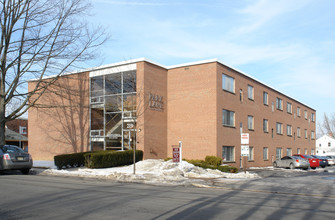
[34,159,260,186]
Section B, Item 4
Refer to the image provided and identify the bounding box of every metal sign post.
[179,141,182,169]
[241,133,249,173]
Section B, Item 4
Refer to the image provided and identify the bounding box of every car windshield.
[292,156,301,160]
[0,145,25,153]
[303,155,313,159]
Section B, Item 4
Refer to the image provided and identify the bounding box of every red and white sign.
[241,133,249,145]
[173,147,180,162]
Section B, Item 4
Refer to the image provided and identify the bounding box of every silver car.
[0,145,33,174]
[273,156,309,170]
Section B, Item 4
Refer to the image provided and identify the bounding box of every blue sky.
[90,0,335,130]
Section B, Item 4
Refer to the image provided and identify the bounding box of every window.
[239,89,243,102]
[222,146,234,162]
[222,109,235,127]
[311,113,315,122]
[276,148,282,160]
[222,74,235,93]
[248,85,254,100]
[304,110,308,119]
[311,149,315,155]
[304,148,308,154]
[248,115,254,130]
[297,148,301,154]
[248,147,254,161]
[263,119,268,132]
[276,122,283,134]
[297,127,301,137]
[287,102,292,114]
[287,148,292,156]
[297,107,301,117]
[305,129,308,139]
[263,92,268,105]
[263,147,268,160]
[276,98,283,110]
[287,125,292,136]
[311,131,315,140]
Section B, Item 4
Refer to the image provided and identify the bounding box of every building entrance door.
[123,130,136,150]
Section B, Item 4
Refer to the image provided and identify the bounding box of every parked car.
[311,155,328,168]
[273,156,310,170]
[0,145,33,174]
[326,156,335,165]
[293,154,319,169]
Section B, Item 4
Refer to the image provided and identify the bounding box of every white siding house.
[316,134,335,156]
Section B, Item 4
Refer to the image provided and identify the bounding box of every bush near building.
[186,156,238,173]
[54,150,143,169]
[84,150,143,169]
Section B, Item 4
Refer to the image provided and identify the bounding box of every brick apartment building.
[28,58,316,167]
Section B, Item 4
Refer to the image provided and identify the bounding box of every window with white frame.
[276,148,282,160]
[248,115,254,130]
[263,147,268,160]
[287,125,292,136]
[297,127,301,137]
[305,129,308,139]
[287,148,292,156]
[222,146,234,162]
[311,131,315,140]
[248,85,254,100]
[248,146,254,160]
[304,110,308,119]
[297,107,301,117]
[287,102,292,114]
[304,148,308,154]
[311,149,315,155]
[297,148,301,154]
[311,113,315,122]
[263,92,268,105]
[276,98,283,110]
[276,122,283,134]
[222,74,235,93]
[263,119,268,132]
[222,109,235,127]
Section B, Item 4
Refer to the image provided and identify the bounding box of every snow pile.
[38,159,260,186]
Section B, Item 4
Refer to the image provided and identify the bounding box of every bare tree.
[0,0,107,144]
[318,113,335,138]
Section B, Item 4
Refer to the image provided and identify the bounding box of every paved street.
[1,167,335,220]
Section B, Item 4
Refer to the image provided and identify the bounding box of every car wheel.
[303,167,308,170]
[21,169,30,175]
[289,163,295,169]
[273,162,278,168]
[311,167,316,170]
[321,165,325,168]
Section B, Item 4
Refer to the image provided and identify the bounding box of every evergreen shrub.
[84,150,143,168]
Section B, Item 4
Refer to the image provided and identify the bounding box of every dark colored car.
[0,145,33,174]
[311,155,328,168]
[293,154,319,169]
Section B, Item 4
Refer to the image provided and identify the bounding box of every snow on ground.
[34,159,260,186]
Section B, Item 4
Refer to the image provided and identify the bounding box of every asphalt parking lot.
[207,166,335,197]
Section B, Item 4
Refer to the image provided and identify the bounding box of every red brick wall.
[28,72,90,160]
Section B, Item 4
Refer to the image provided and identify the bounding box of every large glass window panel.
[105,113,122,136]
[91,76,104,97]
[123,71,136,93]
[222,146,234,161]
[91,142,104,151]
[105,73,121,95]
[222,109,235,126]
[91,108,104,131]
[123,94,136,112]
[105,95,122,112]
[222,74,235,93]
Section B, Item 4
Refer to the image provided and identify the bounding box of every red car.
[293,154,319,169]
